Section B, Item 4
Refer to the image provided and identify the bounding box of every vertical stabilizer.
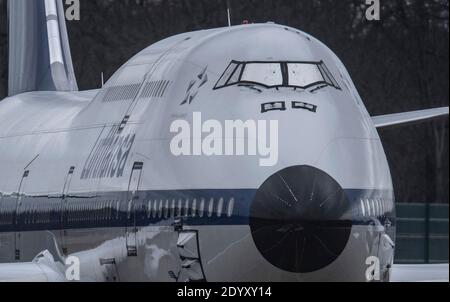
[7,0,78,96]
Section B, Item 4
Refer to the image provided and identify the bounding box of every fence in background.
[395,203,449,264]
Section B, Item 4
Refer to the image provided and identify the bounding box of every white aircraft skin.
[0,23,395,282]
[0,22,447,282]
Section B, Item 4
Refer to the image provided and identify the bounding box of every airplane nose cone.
[250,165,352,273]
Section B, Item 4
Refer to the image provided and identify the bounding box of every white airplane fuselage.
[0,24,396,282]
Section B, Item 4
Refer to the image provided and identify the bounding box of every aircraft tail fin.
[7,0,78,96]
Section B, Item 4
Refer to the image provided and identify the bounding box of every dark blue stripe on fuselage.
[0,188,395,233]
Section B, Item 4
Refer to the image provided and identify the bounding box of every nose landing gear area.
[249,166,352,273]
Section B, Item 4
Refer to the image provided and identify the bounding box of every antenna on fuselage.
[227,0,232,27]
[101,72,104,87]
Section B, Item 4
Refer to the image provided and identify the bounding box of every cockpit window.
[227,64,243,85]
[287,63,323,87]
[241,63,283,87]
[214,61,341,91]
[215,62,238,88]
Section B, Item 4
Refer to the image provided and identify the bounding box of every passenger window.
[170,199,176,218]
[184,199,190,217]
[164,200,169,219]
[208,198,214,218]
[360,199,366,217]
[177,199,182,217]
[227,198,235,218]
[147,200,152,219]
[127,200,132,220]
[158,200,163,218]
[365,199,371,216]
[191,199,197,217]
[152,199,158,219]
[377,199,381,216]
[217,198,224,217]
[199,198,205,218]
[369,199,374,216]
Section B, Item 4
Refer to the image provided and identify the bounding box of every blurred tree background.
[0,0,448,203]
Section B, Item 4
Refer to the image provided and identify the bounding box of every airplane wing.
[372,107,449,128]
[391,264,449,282]
[0,251,66,282]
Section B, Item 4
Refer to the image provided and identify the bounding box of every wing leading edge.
[372,107,449,128]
